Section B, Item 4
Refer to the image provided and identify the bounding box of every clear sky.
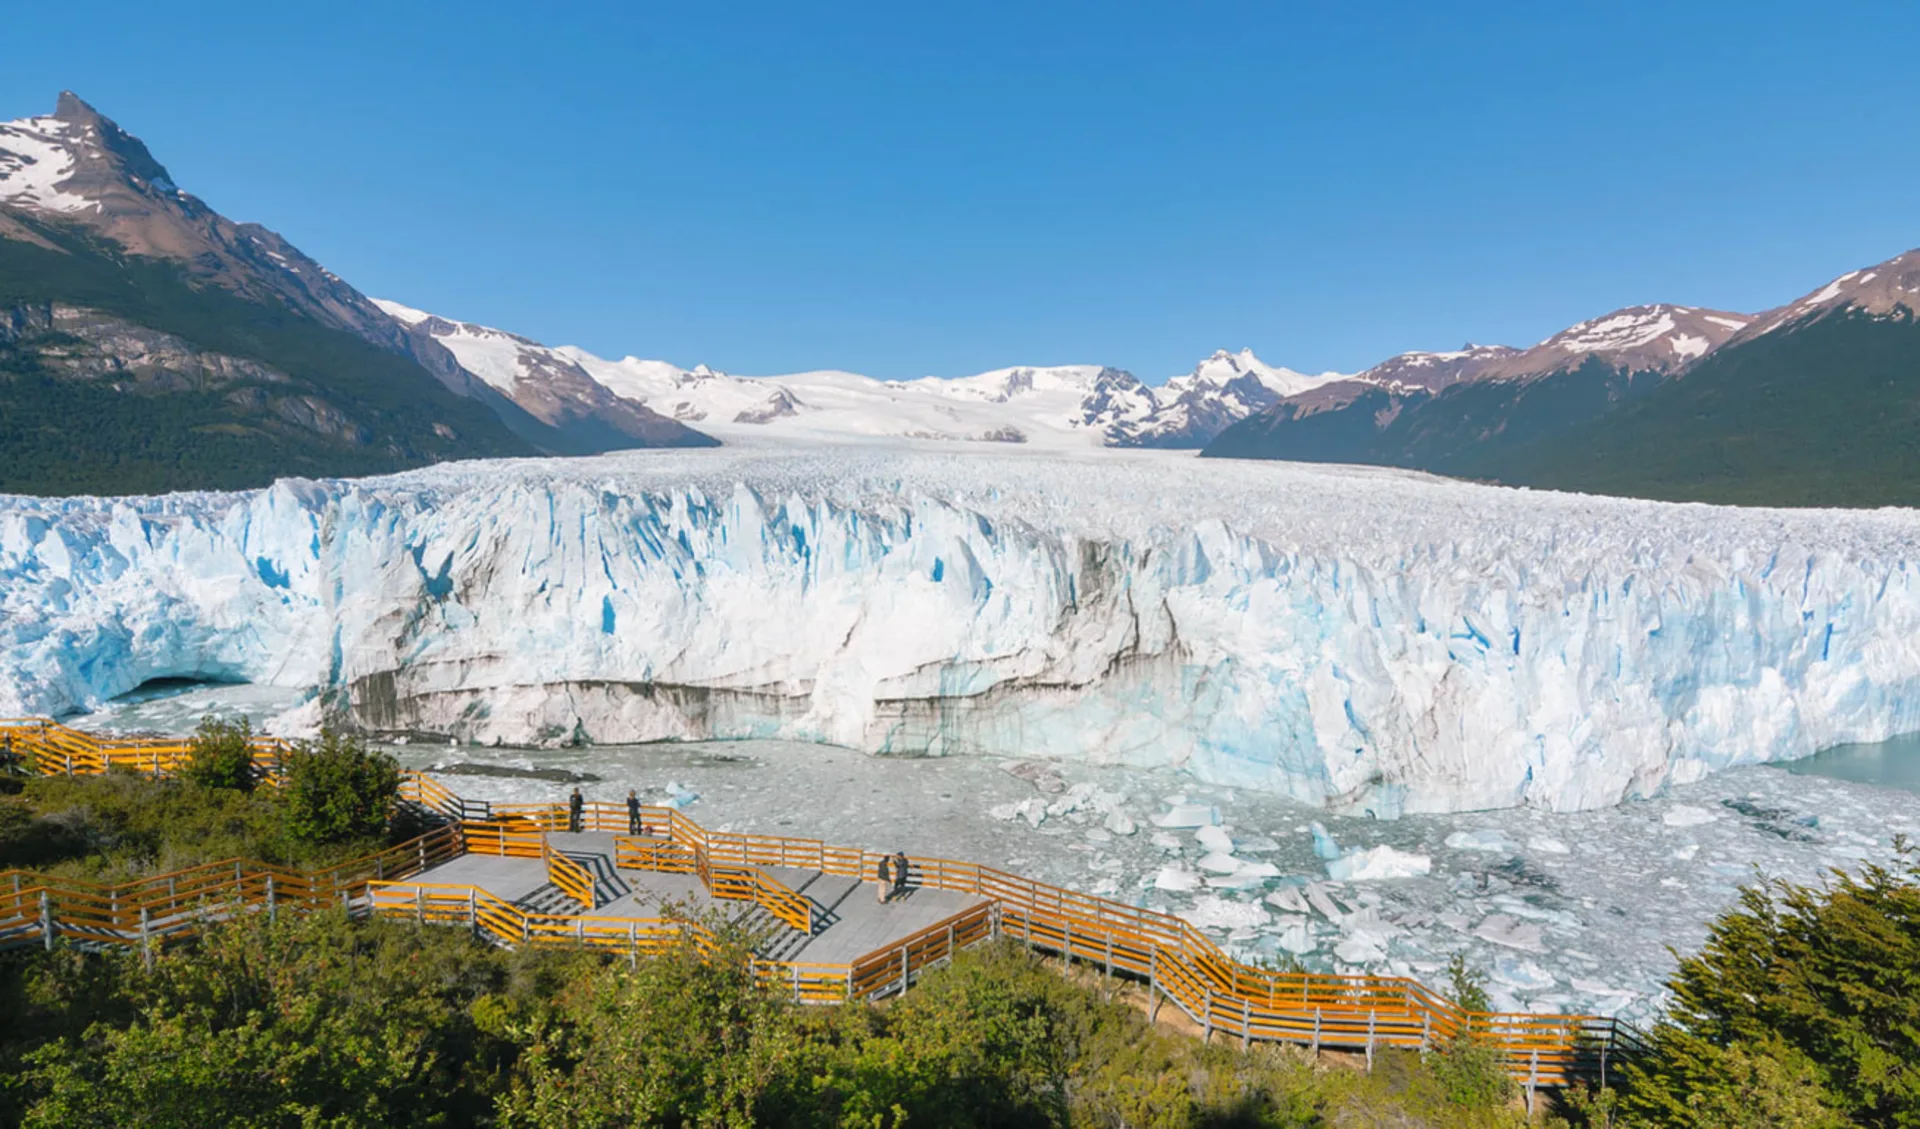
[7,1,1919,381]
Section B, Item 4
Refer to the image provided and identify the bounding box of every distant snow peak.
[370,298,432,327]
[1545,306,1680,354]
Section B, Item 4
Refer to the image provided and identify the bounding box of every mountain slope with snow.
[1495,249,1920,506]
[370,301,714,452]
[5,446,1919,816]
[1202,304,1752,471]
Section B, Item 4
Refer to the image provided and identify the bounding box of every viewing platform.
[407,828,988,966]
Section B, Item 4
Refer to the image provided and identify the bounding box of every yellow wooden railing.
[544,843,598,910]
[1,823,463,961]
[0,719,1642,1085]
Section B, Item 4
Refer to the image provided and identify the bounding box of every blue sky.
[7,1,1919,380]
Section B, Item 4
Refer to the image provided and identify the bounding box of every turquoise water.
[1784,732,1920,795]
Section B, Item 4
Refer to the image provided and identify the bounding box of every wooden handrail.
[544,842,598,910]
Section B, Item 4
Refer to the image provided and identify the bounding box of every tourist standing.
[626,788,642,835]
[891,849,911,902]
[568,786,584,833]
[876,852,894,903]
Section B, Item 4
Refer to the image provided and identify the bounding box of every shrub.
[280,731,400,847]
[181,715,255,792]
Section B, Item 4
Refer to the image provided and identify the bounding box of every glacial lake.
[1783,732,1920,795]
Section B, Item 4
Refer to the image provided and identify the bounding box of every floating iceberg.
[1326,844,1432,881]
[7,446,1920,815]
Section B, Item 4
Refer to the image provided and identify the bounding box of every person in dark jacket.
[568,787,584,833]
[875,853,894,903]
[890,849,910,901]
[626,788,642,835]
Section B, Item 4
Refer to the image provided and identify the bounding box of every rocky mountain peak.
[1738,248,1920,340]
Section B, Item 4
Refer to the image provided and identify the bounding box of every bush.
[181,715,254,792]
[11,910,550,1128]
[280,731,400,847]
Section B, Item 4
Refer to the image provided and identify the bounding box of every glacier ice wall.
[5,447,1920,816]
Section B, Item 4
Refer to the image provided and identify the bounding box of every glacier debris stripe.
[4,448,1920,816]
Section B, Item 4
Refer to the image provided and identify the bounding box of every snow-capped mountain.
[373,301,1327,450]
[0,92,709,471]
[0,93,430,365]
[1493,303,1751,375]
[371,301,714,451]
[1203,303,1754,465]
[1113,349,1346,447]
[1734,248,1920,339]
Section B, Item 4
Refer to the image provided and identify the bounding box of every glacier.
[5,445,1920,816]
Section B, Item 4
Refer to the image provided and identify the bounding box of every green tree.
[1622,842,1918,1126]
[181,714,256,792]
[280,731,400,847]
[14,910,554,1129]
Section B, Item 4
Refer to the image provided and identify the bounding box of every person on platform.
[891,849,911,902]
[626,788,642,835]
[875,852,894,903]
[568,786,584,834]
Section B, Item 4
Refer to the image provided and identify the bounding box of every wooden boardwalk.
[0,717,1646,1091]
[424,831,986,965]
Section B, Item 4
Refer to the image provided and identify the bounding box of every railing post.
[899,943,909,994]
[1526,1050,1539,1115]
[416,887,425,925]
[266,875,277,924]
[469,889,478,938]
[1312,1007,1322,1057]
[39,890,51,950]
[1421,1012,1432,1052]
[1366,1010,1376,1070]
[1202,987,1213,1044]
[140,907,152,970]
[1242,997,1253,1050]
[418,838,427,874]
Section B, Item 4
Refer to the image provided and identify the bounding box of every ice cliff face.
[5,448,1920,816]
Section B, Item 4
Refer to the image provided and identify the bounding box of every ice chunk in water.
[1526,835,1571,855]
[1265,887,1309,914]
[1662,804,1718,827]
[1309,821,1342,860]
[1445,829,1519,853]
[1178,895,1269,931]
[1153,866,1202,892]
[1194,825,1235,854]
[1153,803,1219,829]
[1149,831,1182,851]
[1491,955,1557,992]
[1472,914,1546,953]
[1304,883,1346,924]
[1276,917,1316,955]
[1197,851,1242,874]
[1103,810,1137,836]
[1326,845,1432,881]
[1335,935,1388,964]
